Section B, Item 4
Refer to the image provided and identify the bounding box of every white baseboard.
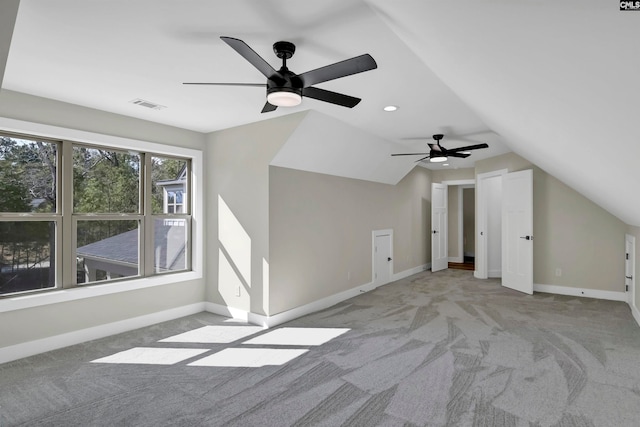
[448,257,463,263]
[206,264,429,329]
[204,302,251,324]
[392,263,429,281]
[488,270,502,278]
[207,280,376,328]
[631,303,640,328]
[0,302,205,365]
[533,283,627,302]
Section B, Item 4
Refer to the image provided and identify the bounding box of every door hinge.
[626,253,629,260]
[626,285,629,292]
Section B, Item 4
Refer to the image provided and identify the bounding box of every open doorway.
[442,180,475,272]
[462,187,475,266]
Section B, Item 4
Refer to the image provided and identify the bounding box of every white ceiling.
[367,0,640,226]
[2,1,639,224]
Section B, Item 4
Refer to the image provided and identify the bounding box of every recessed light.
[443,163,449,166]
[383,105,398,112]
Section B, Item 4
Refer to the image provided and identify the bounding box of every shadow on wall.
[218,195,252,307]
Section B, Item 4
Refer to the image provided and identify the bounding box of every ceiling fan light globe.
[430,155,448,163]
[267,91,302,107]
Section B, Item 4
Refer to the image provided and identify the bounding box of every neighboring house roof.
[156,164,187,187]
[77,222,186,271]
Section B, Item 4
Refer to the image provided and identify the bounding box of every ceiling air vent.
[129,98,166,110]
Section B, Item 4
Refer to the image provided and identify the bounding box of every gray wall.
[269,165,432,315]
[431,167,474,183]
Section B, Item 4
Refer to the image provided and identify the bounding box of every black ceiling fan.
[183,36,377,113]
[391,134,489,163]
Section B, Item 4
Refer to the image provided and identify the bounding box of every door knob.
[433,230,438,234]
[388,257,392,262]
[519,235,533,240]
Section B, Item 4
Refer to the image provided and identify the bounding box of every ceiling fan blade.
[220,36,278,79]
[428,143,443,152]
[391,153,430,156]
[303,87,361,108]
[447,152,471,158]
[446,143,489,153]
[298,54,377,87]
[261,102,277,113]
[416,155,431,163]
[182,82,265,87]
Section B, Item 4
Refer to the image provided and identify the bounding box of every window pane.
[0,136,57,213]
[0,221,56,295]
[152,156,187,214]
[76,220,139,284]
[154,218,187,273]
[73,147,140,213]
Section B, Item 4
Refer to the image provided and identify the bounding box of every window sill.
[0,271,202,314]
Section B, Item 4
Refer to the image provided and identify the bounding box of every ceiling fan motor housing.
[273,41,296,59]
[267,70,302,96]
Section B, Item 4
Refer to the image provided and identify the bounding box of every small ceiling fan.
[391,134,489,163]
[183,36,377,113]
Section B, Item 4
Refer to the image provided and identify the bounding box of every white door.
[501,169,533,294]
[373,230,393,285]
[431,183,448,272]
[626,234,635,305]
[476,170,507,279]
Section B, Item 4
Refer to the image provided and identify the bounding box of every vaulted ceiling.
[1,1,639,225]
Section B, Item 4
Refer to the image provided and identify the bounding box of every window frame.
[0,133,62,295]
[0,117,203,309]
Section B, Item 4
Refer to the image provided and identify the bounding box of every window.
[0,132,192,297]
[151,156,190,274]
[0,135,59,295]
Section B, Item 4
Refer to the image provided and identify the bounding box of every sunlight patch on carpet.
[159,325,264,343]
[242,327,350,346]
[188,348,308,367]
[91,347,208,365]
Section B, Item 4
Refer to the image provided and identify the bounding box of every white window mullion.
[143,154,154,276]
[61,141,75,288]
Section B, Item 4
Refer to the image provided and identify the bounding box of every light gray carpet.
[2,269,640,426]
